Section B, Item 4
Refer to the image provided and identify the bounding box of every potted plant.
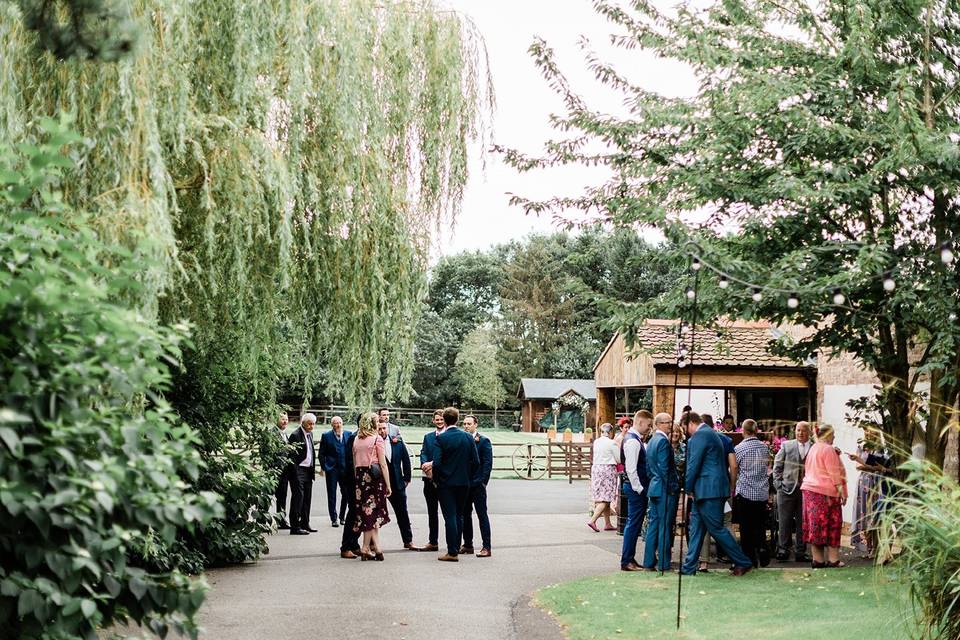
[584,427,594,443]
[563,427,573,442]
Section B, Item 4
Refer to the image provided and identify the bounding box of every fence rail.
[293,405,517,430]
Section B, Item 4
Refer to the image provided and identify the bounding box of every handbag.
[370,462,383,481]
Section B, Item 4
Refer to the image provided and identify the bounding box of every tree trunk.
[925,370,960,469]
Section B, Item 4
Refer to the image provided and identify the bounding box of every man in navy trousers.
[425,407,479,562]
[461,415,493,558]
[680,411,753,576]
[643,412,680,572]
[318,416,351,527]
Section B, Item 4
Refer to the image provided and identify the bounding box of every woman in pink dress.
[352,412,392,560]
[800,424,848,568]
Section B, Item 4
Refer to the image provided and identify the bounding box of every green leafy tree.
[14,0,138,60]
[0,118,222,640]
[455,326,507,424]
[504,0,960,466]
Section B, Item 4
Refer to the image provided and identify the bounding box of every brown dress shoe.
[340,550,358,559]
[621,562,643,572]
[476,548,491,558]
[730,566,752,577]
[421,543,439,552]
[438,553,459,562]
[404,543,421,551]
[459,546,475,555]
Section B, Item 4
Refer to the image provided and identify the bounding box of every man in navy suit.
[418,410,445,552]
[425,407,479,562]
[461,415,493,557]
[643,412,680,571]
[680,411,753,576]
[378,420,420,550]
[318,416,350,527]
[620,410,651,571]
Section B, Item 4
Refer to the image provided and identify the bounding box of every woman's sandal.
[827,560,846,568]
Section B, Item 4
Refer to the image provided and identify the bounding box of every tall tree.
[455,326,507,424]
[503,0,960,466]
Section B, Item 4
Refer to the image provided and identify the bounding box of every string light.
[787,293,799,309]
[718,275,729,289]
[941,242,955,265]
[751,287,763,302]
[832,288,846,305]
[950,313,957,322]
[678,359,688,368]
[686,287,696,300]
[692,257,702,271]
[882,272,896,292]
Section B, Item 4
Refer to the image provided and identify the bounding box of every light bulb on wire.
[692,257,701,271]
[686,287,696,300]
[832,288,846,305]
[787,293,799,309]
[718,275,729,289]
[751,287,763,302]
[882,272,896,292]
[941,242,955,265]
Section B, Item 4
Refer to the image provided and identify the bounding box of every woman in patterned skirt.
[587,423,621,531]
[352,412,391,560]
[800,424,847,568]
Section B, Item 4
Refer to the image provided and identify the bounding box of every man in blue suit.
[461,415,493,557]
[318,416,350,527]
[426,407,479,562]
[680,411,753,576]
[378,420,419,550]
[643,412,680,572]
[418,410,445,552]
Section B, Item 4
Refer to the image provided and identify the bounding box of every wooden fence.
[292,405,518,430]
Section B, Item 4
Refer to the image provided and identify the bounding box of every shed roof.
[594,319,810,371]
[517,378,597,401]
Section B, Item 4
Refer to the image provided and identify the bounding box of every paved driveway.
[198,480,621,640]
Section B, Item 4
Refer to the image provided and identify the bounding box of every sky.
[435,0,700,256]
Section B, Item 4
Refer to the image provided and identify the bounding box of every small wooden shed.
[593,320,816,433]
[517,378,597,432]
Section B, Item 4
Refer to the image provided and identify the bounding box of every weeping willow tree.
[0,0,491,565]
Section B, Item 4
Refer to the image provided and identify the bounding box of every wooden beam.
[654,367,810,389]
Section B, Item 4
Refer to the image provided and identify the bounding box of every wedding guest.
[274,412,292,529]
[772,421,812,562]
[733,419,771,567]
[339,415,362,559]
[800,424,847,568]
[643,413,679,572]
[418,410,445,552]
[353,412,391,561]
[378,421,419,550]
[680,411,753,576]
[587,423,620,532]
[614,416,632,446]
[429,407,479,562]
[319,416,350,527]
[721,414,737,432]
[287,413,318,535]
[461,415,493,557]
[848,429,893,558]
[700,413,737,565]
[619,411,650,571]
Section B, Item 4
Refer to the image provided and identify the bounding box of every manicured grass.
[536,567,913,640]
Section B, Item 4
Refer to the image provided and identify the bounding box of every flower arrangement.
[555,392,589,415]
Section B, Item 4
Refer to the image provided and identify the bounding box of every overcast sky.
[435,0,700,256]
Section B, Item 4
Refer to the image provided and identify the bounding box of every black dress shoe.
[331,521,340,528]
[290,529,309,535]
[305,527,318,533]
[278,522,290,530]
[339,518,346,526]
[795,555,810,563]
[775,553,790,562]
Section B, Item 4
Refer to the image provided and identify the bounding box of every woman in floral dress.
[352,412,391,560]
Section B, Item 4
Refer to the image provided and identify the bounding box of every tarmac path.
[197,479,619,640]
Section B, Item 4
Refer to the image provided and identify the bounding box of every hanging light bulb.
[941,241,955,265]
[787,293,799,309]
[832,288,846,305]
[692,257,702,271]
[882,272,895,292]
[751,287,763,302]
[718,274,729,289]
[950,312,957,322]
[678,359,688,368]
[681,322,690,335]
[686,287,696,300]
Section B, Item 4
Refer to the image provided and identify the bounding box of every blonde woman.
[588,423,621,531]
[800,424,847,568]
[352,412,392,561]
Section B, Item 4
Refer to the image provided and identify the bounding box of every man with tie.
[319,416,351,527]
[274,412,293,529]
[643,412,679,572]
[773,420,812,562]
[425,407,479,562]
[288,413,318,535]
[418,410,445,552]
[461,415,493,558]
[378,421,419,550]
[620,410,651,571]
[680,411,753,576]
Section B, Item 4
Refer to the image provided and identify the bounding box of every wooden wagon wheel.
[512,444,548,480]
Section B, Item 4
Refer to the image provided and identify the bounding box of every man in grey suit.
[772,421,812,562]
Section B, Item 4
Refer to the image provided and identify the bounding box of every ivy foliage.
[503,0,960,464]
[0,117,222,639]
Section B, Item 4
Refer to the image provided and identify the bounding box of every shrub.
[878,459,960,639]
[0,118,222,640]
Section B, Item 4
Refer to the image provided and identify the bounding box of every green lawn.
[536,567,913,640]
